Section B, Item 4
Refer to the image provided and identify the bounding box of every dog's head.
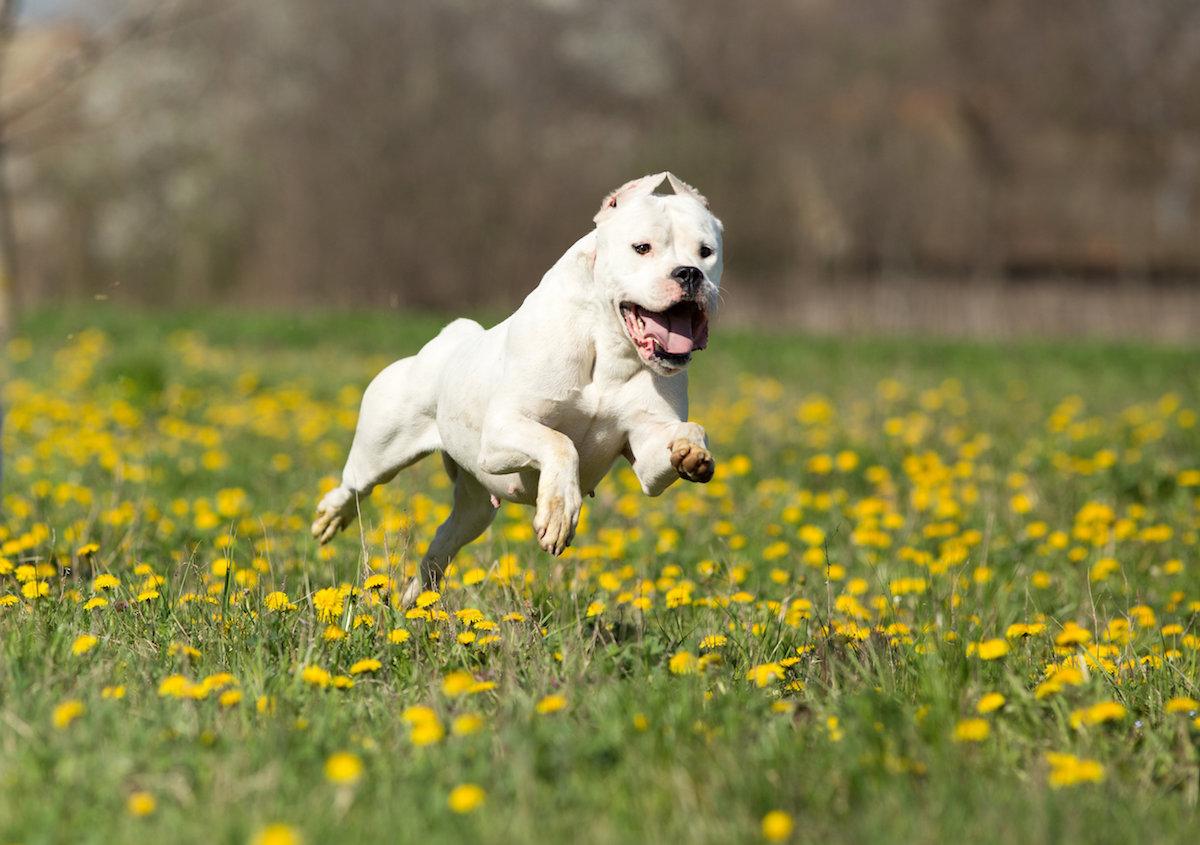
[592,172,723,376]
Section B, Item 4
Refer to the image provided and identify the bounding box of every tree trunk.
[0,0,20,343]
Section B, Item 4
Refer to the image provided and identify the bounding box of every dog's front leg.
[478,410,582,556]
[625,420,715,496]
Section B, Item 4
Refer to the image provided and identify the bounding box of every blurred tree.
[0,0,19,341]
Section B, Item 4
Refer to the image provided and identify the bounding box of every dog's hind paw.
[669,439,715,483]
[311,487,358,545]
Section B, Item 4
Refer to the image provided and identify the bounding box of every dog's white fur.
[312,173,723,605]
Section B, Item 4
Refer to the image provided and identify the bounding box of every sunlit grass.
[1,308,1198,844]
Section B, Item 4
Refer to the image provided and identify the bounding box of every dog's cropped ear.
[594,172,668,224]
[594,172,710,224]
[664,173,709,208]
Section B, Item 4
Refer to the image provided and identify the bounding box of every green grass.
[1,306,1199,844]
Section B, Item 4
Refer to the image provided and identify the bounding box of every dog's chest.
[552,360,635,484]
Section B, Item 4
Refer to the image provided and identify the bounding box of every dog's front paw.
[669,439,715,483]
[311,487,358,545]
[533,476,582,556]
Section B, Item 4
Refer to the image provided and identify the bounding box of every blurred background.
[2,0,1200,340]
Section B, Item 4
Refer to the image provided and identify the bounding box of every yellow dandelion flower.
[452,713,484,736]
[447,783,486,814]
[411,718,445,746]
[977,693,1006,714]
[251,823,303,845]
[535,694,568,715]
[442,670,475,697]
[1069,701,1126,728]
[22,580,49,600]
[349,658,382,675]
[953,718,990,742]
[746,662,785,687]
[976,639,1010,660]
[669,651,699,675]
[1165,697,1199,714]
[324,752,363,785]
[92,573,120,591]
[300,666,331,688]
[1047,752,1105,787]
[71,634,99,656]
[761,810,794,842]
[126,791,156,817]
[264,591,293,611]
[52,699,85,729]
[312,587,344,622]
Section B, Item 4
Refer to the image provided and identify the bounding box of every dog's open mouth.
[620,300,709,367]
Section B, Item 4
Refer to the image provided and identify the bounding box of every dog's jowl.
[312,172,724,606]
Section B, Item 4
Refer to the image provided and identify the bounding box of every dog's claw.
[312,487,358,545]
[669,439,715,483]
[533,479,581,556]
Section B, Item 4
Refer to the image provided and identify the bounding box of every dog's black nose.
[672,265,703,293]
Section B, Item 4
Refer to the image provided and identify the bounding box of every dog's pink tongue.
[640,307,695,354]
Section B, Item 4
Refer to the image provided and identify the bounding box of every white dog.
[312,172,723,605]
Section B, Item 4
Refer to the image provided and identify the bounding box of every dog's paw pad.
[669,439,715,483]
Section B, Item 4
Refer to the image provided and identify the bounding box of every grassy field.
[2,307,1199,844]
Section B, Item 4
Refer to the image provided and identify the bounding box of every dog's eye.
[699,245,714,259]
[632,243,651,255]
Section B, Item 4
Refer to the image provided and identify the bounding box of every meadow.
[1,307,1198,844]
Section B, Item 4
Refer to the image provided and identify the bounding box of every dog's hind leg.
[312,356,440,544]
[400,465,497,607]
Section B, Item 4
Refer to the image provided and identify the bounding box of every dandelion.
[535,694,567,715]
[442,671,475,696]
[415,590,441,608]
[411,719,445,746]
[1046,753,1105,787]
[761,810,794,841]
[953,718,990,742]
[1165,697,1198,715]
[975,639,1010,660]
[349,658,382,675]
[452,714,484,736]
[22,580,49,600]
[52,699,85,729]
[71,634,99,656]
[669,651,699,675]
[264,591,293,611]
[126,792,156,817]
[300,666,332,688]
[324,752,363,785]
[388,628,411,644]
[251,824,303,845]
[312,587,344,622]
[1070,701,1127,728]
[746,663,785,687]
[447,784,486,814]
[977,693,1006,714]
[92,573,120,591]
[219,690,243,708]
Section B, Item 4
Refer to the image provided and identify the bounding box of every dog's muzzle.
[620,299,709,366]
